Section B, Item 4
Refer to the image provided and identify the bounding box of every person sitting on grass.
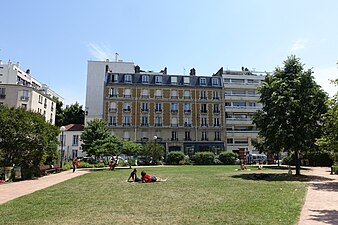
[141,171,166,183]
[127,169,142,182]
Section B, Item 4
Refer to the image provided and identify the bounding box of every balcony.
[108,123,117,127]
[141,123,149,127]
[171,124,178,127]
[123,94,131,98]
[200,96,207,100]
[141,137,149,141]
[185,138,192,141]
[171,138,178,141]
[201,124,208,127]
[109,108,117,113]
[141,108,149,113]
[155,95,162,99]
[184,110,191,114]
[155,123,162,127]
[171,109,178,114]
[213,124,220,127]
[184,96,191,99]
[141,95,149,99]
[200,110,208,114]
[171,96,178,99]
[123,108,131,112]
[201,138,209,141]
[184,123,192,127]
[155,109,162,113]
[214,138,221,141]
[109,94,118,98]
[123,123,131,127]
[213,110,220,113]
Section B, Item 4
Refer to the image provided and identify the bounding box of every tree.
[121,140,143,156]
[141,141,164,162]
[53,97,64,127]
[253,55,328,175]
[80,119,111,157]
[316,79,338,163]
[63,102,85,125]
[0,106,59,178]
[91,136,122,158]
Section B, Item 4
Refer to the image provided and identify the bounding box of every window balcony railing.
[141,109,149,112]
[109,94,117,98]
[201,138,209,141]
[184,110,191,114]
[109,108,117,113]
[141,123,149,127]
[184,96,191,99]
[200,96,207,100]
[171,124,178,127]
[171,109,178,113]
[123,94,131,98]
[171,138,178,141]
[155,95,162,99]
[155,123,162,127]
[123,123,131,127]
[201,124,208,127]
[184,123,192,127]
[185,138,192,141]
[141,95,149,99]
[214,138,221,141]
[200,110,208,114]
[171,96,178,99]
[123,108,131,112]
[20,96,29,101]
[213,110,220,113]
[155,109,162,113]
[108,123,117,127]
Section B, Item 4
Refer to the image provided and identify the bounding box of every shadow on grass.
[231,173,335,182]
[309,209,338,224]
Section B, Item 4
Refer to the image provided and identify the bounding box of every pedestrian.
[72,157,78,173]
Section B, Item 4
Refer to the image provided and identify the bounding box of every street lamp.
[153,135,157,165]
[60,126,66,168]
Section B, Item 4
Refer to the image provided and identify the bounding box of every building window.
[201,131,208,141]
[212,78,219,86]
[0,88,5,99]
[183,77,190,85]
[227,138,233,144]
[141,89,149,98]
[214,117,220,127]
[112,74,119,83]
[233,102,246,107]
[109,116,117,126]
[234,138,248,144]
[141,102,149,112]
[184,90,191,99]
[200,90,207,99]
[109,102,117,112]
[214,131,221,141]
[185,131,191,141]
[123,116,131,126]
[201,103,207,113]
[142,75,149,84]
[123,103,131,112]
[38,95,43,103]
[21,90,29,101]
[155,103,162,112]
[171,76,177,85]
[155,89,162,99]
[124,74,132,83]
[110,88,118,97]
[248,102,256,107]
[184,103,191,113]
[212,91,219,99]
[247,79,259,84]
[155,75,162,84]
[171,103,178,113]
[171,117,178,127]
[200,78,207,86]
[231,79,244,84]
[213,104,220,113]
[184,117,191,127]
[141,116,149,127]
[201,117,208,127]
[21,103,27,109]
[124,88,131,98]
[123,131,130,140]
[72,135,79,146]
[155,116,162,127]
[44,98,47,108]
[171,131,178,141]
[171,90,178,99]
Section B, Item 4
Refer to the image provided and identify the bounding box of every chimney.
[115,53,119,62]
[135,65,141,73]
[189,68,196,76]
[26,69,30,74]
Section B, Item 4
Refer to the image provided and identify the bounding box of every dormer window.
[155,75,162,84]
[124,74,132,83]
[142,75,149,84]
[183,77,190,85]
[171,76,177,85]
[212,78,219,86]
[200,78,207,86]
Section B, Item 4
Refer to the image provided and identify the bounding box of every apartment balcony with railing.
[109,108,117,113]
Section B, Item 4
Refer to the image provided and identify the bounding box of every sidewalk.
[298,167,338,225]
[0,169,91,205]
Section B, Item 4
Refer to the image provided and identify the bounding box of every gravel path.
[298,167,338,225]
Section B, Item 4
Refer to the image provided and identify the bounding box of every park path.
[298,167,338,225]
[0,169,90,204]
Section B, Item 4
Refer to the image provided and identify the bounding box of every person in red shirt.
[140,171,166,183]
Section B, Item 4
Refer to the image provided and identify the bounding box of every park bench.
[40,164,62,175]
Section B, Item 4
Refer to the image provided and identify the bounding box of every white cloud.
[87,42,114,60]
[313,66,338,97]
[290,39,308,52]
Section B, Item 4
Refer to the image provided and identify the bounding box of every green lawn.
[0,166,307,225]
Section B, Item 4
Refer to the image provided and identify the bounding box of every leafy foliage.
[0,106,59,178]
[121,140,142,156]
[54,98,85,126]
[218,152,238,165]
[194,152,215,165]
[166,151,185,165]
[141,141,164,162]
[253,55,328,175]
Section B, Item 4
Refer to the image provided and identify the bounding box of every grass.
[0,166,307,225]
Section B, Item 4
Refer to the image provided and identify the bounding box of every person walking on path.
[72,157,79,172]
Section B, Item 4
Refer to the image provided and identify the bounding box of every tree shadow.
[309,209,338,224]
[310,182,338,192]
[231,173,335,182]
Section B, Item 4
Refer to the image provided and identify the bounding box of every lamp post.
[153,135,157,165]
[60,126,66,168]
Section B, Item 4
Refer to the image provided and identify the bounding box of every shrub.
[95,162,105,168]
[332,164,338,174]
[194,152,215,165]
[78,162,94,168]
[218,152,238,165]
[167,151,185,165]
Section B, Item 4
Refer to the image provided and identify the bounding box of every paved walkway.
[298,167,338,225]
[0,169,91,204]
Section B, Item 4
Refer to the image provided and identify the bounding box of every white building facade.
[59,124,86,160]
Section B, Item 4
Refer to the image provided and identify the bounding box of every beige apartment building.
[85,59,266,156]
[0,60,62,124]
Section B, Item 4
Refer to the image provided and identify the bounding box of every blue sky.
[1,0,338,105]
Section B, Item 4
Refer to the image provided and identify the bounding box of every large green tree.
[80,119,111,157]
[63,102,85,125]
[316,79,338,163]
[0,106,59,178]
[253,55,328,175]
[141,141,164,163]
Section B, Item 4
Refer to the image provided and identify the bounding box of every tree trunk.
[277,153,280,167]
[295,150,301,175]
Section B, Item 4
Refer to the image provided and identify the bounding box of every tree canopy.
[54,98,85,127]
[0,105,59,178]
[253,55,328,175]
